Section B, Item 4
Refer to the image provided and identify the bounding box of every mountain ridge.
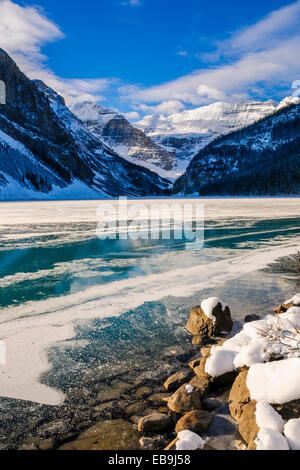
[0,49,170,200]
[173,99,300,196]
[71,101,176,176]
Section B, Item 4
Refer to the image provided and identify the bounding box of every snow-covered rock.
[200,297,228,324]
[186,297,233,346]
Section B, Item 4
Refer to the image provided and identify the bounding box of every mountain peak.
[70,101,118,123]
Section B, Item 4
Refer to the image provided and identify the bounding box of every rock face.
[175,410,213,434]
[58,420,139,450]
[238,401,259,447]
[167,384,202,414]
[138,413,172,433]
[228,369,258,449]
[71,101,176,172]
[0,48,170,200]
[186,301,233,345]
[229,369,251,422]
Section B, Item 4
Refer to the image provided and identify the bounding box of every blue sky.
[0,0,300,119]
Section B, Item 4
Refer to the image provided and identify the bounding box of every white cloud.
[136,100,186,114]
[0,0,64,59]
[226,0,300,55]
[1,0,300,117]
[177,51,188,57]
[124,111,140,120]
[120,1,300,108]
[0,0,112,104]
[121,0,142,6]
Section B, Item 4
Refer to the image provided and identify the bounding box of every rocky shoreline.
[20,294,300,451]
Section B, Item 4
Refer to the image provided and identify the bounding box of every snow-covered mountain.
[71,101,175,178]
[135,99,300,176]
[0,49,170,201]
[173,99,300,196]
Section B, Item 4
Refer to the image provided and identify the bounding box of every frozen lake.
[0,198,299,411]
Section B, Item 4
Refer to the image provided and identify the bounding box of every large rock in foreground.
[168,384,202,413]
[186,298,233,345]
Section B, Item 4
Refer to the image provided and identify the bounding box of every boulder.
[37,438,58,451]
[273,303,293,314]
[139,437,162,450]
[192,358,211,395]
[164,369,193,392]
[92,401,116,419]
[189,357,202,370]
[273,399,300,421]
[97,382,131,403]
[135,387,152,400]
[186,301,233,345]
[212,370,238,389]
[194,353,236,393]
[138,413,172,433]
[229,369,251,422]
[238,400,259,447]
[167,384,202,414]
[244,314,260,323]
[147,393,172,405]
[58,419,139,450]
[129,409,156,424]
[125,402,148,417]
[175,410,213,434]
[202,397,225,412]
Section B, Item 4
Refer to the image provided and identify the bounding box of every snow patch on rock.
[175,430,205,450]
[284,419,300,450]
[255,401,285,433]
[247,358,300,404]
[201,297,228,324]
[255,428,289,450]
